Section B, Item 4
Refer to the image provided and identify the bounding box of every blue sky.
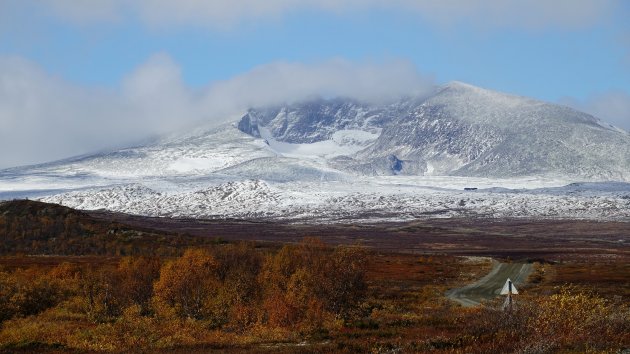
[0,0,629,168]
[3,2,629,100]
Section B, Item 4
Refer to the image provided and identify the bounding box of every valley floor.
[0,201,627,353]
[91,211,630,260]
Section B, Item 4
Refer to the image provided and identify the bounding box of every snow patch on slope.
[259,127,378,160]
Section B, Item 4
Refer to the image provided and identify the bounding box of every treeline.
[0,239,368,349]
[0,200,222,256]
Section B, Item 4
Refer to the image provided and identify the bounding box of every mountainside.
[240,82,630,179]
[1,81,630,222]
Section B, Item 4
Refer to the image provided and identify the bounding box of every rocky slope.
[241,82,630,180]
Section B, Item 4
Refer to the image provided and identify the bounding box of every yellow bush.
[153,248,220,320]
[528,287,626,350]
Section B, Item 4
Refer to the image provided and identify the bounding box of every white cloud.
[201,58,433,116]
[30,0,621,31]
[561,91,630,131]
[399,0,617,31]
[0,54,433,169]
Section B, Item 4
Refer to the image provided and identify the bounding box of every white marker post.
[500,278,518,311]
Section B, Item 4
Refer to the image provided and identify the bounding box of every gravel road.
[446,261,533,307]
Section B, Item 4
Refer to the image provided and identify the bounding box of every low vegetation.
[0,239,373,352]
[0,248,627,353]
[0,200,628,352]
[0,200,223,256]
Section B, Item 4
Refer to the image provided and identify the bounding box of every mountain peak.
[438,81,522,101]
[236,82,630,180]
[442,80,480,90]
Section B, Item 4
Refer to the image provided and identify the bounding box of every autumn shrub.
[114,256,161,315]
[149,241,367,331]
[322,245,368,319]
[79,268,122,322]
[48,262,81,281]
[459,301,534,354]
[74,256,161,322]
[213,243,263,330]
[0,268,66,323]
[462,287,629,353]
[153,248,221,322]
[525,287,629,351]
[259,239,368,331]
[0,240,370,350]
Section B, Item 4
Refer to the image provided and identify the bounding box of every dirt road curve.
[446,261,533,307]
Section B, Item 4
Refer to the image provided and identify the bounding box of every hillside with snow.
[1,82,629,222]
[242,82,630,179]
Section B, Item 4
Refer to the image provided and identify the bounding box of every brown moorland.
[0,200,627,353]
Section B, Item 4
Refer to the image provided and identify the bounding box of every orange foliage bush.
[0,239,370,351]
[153,248,220,321]
[526,287,629,351]
[462,287,629,353]
[259,238,368,331]
[115,256,161,315]
[0,268,67,322]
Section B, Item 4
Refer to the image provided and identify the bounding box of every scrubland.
[0,200,627,352]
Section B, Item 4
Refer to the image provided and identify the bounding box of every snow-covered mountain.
[1,82,629,222]
[240,82,630,179]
